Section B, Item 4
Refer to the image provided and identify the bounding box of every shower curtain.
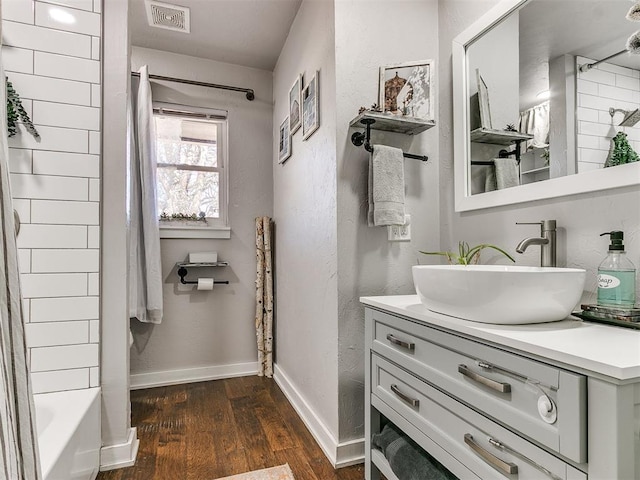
[0,30,42,480]
[519,101,549,151]
[128,66,163,324]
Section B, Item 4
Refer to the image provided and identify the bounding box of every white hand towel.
[368,145,405,226]
[494,157,520,189]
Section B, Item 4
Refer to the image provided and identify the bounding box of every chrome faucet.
[515,220,557,267]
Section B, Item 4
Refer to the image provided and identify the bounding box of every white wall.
[272,0,340,456]
[273,0,440,465]
[129,47,273,388]
[334,0,440,445]
[2,0,102,394]
[439,0,640,304]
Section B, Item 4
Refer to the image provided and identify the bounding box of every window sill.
[159,225,231,239]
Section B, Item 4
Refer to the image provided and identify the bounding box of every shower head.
[609,107,640,127]
[621,109,640,127]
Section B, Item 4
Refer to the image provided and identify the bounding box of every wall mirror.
[453,0,640,212]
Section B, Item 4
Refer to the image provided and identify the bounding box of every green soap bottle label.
[597,271,636,306]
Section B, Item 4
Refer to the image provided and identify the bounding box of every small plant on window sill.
[159,211,207,224]
[420,241,515,265]
[6,77,39,140]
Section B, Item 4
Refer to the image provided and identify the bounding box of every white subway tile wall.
[2,0,101,393]
[576,56,640,172]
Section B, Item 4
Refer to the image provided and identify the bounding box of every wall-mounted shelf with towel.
[350,113,430,162]
[470,128,533,165]
[176,261,229,285]
[349,111,435,135]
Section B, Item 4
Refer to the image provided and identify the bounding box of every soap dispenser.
[597,231,636,306]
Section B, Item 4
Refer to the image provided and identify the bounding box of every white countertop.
[361,295,640,381]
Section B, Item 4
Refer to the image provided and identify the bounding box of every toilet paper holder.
[176,262,230,285]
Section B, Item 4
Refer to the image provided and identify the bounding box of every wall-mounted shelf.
[176,261,229,268]
[470,128,533,145]
[176,261,229,285]
[349,111,435,135]
[521,166,550,176]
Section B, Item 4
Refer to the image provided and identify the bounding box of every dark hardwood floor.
[97,376,364,480]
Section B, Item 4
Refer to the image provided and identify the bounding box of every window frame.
[153,102,230,239]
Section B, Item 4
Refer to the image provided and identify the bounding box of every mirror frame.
[453,0,640,212]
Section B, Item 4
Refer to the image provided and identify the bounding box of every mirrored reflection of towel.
[367,144,405,226]
[494,157,520,189]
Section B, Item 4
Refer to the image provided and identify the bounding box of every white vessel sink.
[412,265,586,324]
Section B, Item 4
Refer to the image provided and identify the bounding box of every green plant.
[420,241,515,265]
[6,77,39,139]
[159,211,206,222]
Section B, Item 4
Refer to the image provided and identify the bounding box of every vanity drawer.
[370,309,587,463]
[371,353,587,480]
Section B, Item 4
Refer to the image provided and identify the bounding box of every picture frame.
[302,71,320,140]
[475,69,492,129]
[289,74,302,134]
[278,117,291,163]
[378,60,435,121]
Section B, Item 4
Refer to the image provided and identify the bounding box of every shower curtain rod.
[579,49,627,73]
[130,71,255,101]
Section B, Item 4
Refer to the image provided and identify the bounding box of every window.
[153,105,229,238]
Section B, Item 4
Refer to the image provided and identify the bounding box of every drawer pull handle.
[458,364,511,393]
[390,384,420,407]
[386,334,415,351]
[464,434,518,475]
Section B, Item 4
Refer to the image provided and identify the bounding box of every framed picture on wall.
[289,74,302,134]
[278,117,291,163]
[378,60,434,121]
[476,69,492,129]
[302,71,320,140]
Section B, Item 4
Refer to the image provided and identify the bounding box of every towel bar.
[351,118,428,162]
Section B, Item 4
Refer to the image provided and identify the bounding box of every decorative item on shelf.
[278,116,291,163]
[420,241,515,265]
[359,103,383,115]
[541,148,550,165]
[302,71,320,140]
[159,211,207,222]
[6,77,39,140]
[379,60,434,121]
[504,123,517,132]
[289,74,302,134]
[470,69,492,130]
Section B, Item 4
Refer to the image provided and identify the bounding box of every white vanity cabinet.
[362,296,640,480]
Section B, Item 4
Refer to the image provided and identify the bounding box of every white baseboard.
[273,364,364,468]
[336,437,365,468]
[100,427,139,471]
[130,362,258,390]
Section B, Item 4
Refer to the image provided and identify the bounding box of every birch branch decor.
[255,216,274,377]
[263,217,274,377]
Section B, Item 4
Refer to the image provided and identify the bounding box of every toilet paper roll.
[197,278,214,290]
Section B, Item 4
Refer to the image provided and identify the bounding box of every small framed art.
[302,71,320,140]
[379,60,434,120]
[278,117,291,163]
[289,74,302,134]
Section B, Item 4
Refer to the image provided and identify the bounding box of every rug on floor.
[214,464,295,480]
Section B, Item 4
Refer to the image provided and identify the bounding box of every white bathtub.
[34,388,101,480]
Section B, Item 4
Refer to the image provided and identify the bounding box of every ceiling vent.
[145,1,190,33]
